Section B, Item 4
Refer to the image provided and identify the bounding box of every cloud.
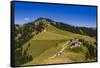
[24,18,29,21]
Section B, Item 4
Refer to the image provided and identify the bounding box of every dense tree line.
[15,45,33,65]
[79,39,97,61]
[50,22,96,37]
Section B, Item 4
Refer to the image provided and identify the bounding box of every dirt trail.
[48,41,70,59]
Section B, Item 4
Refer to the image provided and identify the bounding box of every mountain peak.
[34,17,54,23]
[37,17,45,20]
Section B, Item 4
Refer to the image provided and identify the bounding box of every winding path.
[48,40,70,59]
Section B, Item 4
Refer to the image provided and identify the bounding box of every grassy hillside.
[46,24,96,43]
[15,18,97,66]
[23,41,67,65]
[21,24,96,66]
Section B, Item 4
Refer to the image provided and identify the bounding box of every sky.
[14,2,97,27]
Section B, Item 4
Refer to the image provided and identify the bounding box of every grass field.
[22,40,66,58]
[22,41,68,65]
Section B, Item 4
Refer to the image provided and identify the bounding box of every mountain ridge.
[15,17,97,66]
[15,17,96,37]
